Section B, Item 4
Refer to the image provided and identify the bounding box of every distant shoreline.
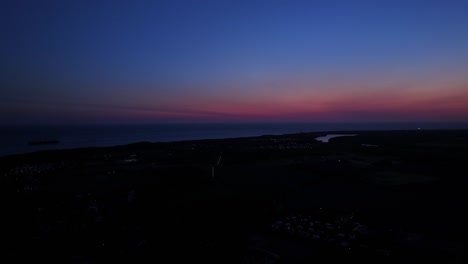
[2,128,468,159]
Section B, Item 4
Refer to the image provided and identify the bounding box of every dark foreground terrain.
[1,130,468,263]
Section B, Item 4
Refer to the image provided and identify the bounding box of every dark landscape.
[2,129,468,263]
[2,2,468,262]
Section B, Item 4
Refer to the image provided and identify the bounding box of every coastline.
[2,128,467,159]
[1,122,468,157]
[2,129,468,262]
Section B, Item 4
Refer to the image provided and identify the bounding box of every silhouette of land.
[2,129,468,263]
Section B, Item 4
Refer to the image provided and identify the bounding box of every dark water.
[1,122,467,157]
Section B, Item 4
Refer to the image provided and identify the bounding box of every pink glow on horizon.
[114,82,468,122]
[2,78,468,123]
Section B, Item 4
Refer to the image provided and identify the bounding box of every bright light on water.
[315,134,357,143]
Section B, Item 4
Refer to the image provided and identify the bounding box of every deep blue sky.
[1,0,468,124]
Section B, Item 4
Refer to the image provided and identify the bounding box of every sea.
[1,122,467,157]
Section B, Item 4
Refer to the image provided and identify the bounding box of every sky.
[1,0,468,124]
